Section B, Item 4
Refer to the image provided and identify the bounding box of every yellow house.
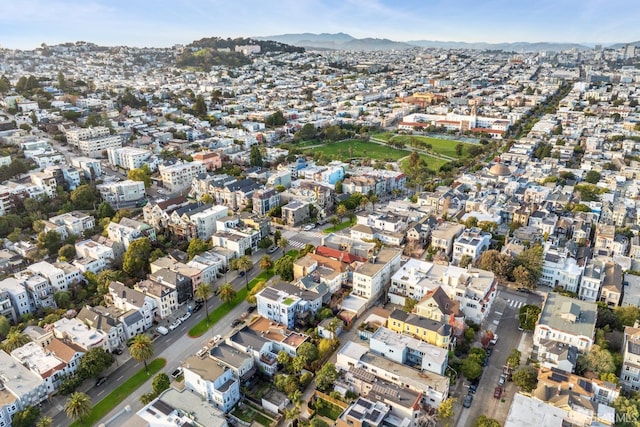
[386,309,452,349]
[414,287,465,335]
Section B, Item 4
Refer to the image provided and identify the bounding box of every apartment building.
[430,222,465,257]
[620,323,640,391]
[107,217,156,250]
[183,355,240,413]
[252,188,280,216]
[107,146,152,170]
[159,161,206,193]
[66,126,122,158]
[97,179,146,208]
[351,248,402,303]
[387,309,452,349]
[256,282,323,329]
[0,350,48,426]
[281,200,310,226]
[46,211,95,240]
[452,227,491,265]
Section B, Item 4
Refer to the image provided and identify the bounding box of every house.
[369,326,448,375]
[540,245,584,292]
[252,188,280,216]
[27,260,83,293]
[97,179,146,208]
[599,262,623,307]
[159,160,206,193]
[142,196,191,230]
[452,227,492,265]
[209,342,256,385]
[52,317,109,351]
[134,279,178,321]
[352,248,402,304]
[281,200,310,226]
[168,203,228,241]
[0,350,48,426]
[336,397,391,427]
[533,293,597,352]
[107,217,156,249]
[536,339,579,373]
[622,273,640,307]
[620,322,640,391]
[183,354,241,413]
[430,222,465,257]
[387,309,452,349]
[0,277,31,318]
[76,305,127,352]
[106,281,156,336]
[45,211,95,240]
[192,151,222,171]
[414,287,465,335]
[148,269,194,304]
[135,387,228,427]
[10,342,68,396]
[256,282,323,328]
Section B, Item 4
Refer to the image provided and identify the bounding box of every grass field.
[71,358,166,427]
[323,218,356,234]
[316,400,344,420]
[303,140,410,161]
[391,135,475,158]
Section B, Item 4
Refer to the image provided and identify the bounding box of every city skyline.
[2,0,640,50]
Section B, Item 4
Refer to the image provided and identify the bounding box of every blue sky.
[2,0,638,49]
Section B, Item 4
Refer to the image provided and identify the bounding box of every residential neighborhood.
[0,31,639,427]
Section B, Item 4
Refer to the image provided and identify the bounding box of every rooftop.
[538,293,597,339]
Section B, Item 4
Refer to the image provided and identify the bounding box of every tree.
[472,415,501,427]
[335,179,343,193]
[218,282,236,305]
[3,330,30,352]
[512,265,535,289]
[296,123,316,141]
[37,230,62,256]
[53,291,72,309]
[460,358,483,380]
[577,344,616,376]
[64,392,92,423]
[277,350,292,369]
[612,395,640,427]
[12,406,40,427]
[260,255,273,270]
[123,237,152,278]
[315,362,338,392]
[515,244,543,281]
[455,143,464,156]
[274,256,294,281]
[0,316,10,339]
[78,348,114,379]
[277,238,289,252]
[437,397,456,427]
[506,348,522,368]
[258,237,273,249]
[250,145,263,167]
[195,282,213,321]
[336,204,347,220]
[129,334,154,373]
[512,366,538,392]
[584,170,601,184]
[193,95,207,117]
[459,254,473,268]
[297,342,319,364]
[187,238,210,260]
[265,110,286,127]
[70,185,98,210]
[58,244,76,261]
[36,416,53,427]
[152,373,171,395]
[233,255,253,289]
[127,166,152,188]
[519,305,541,331]
[615,305,640,329]
[200,193,214,204]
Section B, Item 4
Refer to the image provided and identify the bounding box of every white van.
[156,326,169,336]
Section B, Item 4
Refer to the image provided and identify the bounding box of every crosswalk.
[506,299,525,309]
[288,240,308,249]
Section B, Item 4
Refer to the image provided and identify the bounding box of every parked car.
[238,270,245,277]
[494,386,502,399]
[113,348,123,355]
[482,357,488,367]
[268,246,278,254]
[95,377,108,387]
[193,302,203,312]
[180,312,192,321]
[171,367,183,379]
[498,374,507,386]
[490,334,499,345]
[196,346,209,358]
[468,379,479,394]
[156,326,169,335]
[213,334,222,343]
[231,318,242,327]
[303,224,315,231]
[169,319,182,331]
[485,347,493,357]
[463,394,473,408]
[247,305,257,313]
[517,287,532,294]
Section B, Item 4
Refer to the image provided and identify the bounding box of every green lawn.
[303,140,410,161]
[400,154,448,172]
[391,135,475,158]
[232,402,274,427]
[316,399,344,420]
[286,249,300,259]
[323,218,356,234]
[188,270,274,337]
[70,358,166,427]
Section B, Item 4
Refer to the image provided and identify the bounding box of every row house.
[252,188,280,216]
[74,239,115,267]
[106,281,156,337]
[159,161,207,193]
[0,278,30,319]
[0,350,48,426]
[167,202,227,241]
[134,279,178,320]
[183,355,241,413]
[44,211,95,240]
[52,317,109,351]
[107,217,156,250]
[11,342,70,396]
[209,343,256,386]
[142,196,191,230]
[27,260,83,293]
[430,222,465,258]
[452,227,492,265]
[351,248,402,304]
[256,282,323,329]
[187,251,227,285]
[594,224,628,257]
[14,270,56,311]
[76,305,126,352]
[620,322,640,391]
[540,244,584,292]
[148,268,194,304]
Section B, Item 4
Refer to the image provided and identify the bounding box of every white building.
[159,161,206,193]
[97,180,146,208]
[540,246,584,292]
[52,317,109,351]
[66,126,122,158]
[183,355,240,413]
[27,261,83,292]
[46,211,95,240]
[107,146,152,170]
[256,282,322,329]
[452,227,491,265]
[0,350,48,426]
[0,278,32,317]
[620,323,640,391]
[351,248,402,303]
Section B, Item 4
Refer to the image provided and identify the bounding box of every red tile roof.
[315,246,366,263]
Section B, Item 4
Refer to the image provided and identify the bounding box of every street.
[454,287,543,427]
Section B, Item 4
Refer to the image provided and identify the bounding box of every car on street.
[95,377,108,387]
[196,346,209,358]
[156,326,169,335]
[231,318,242,327]
[180,312,192,321]
[247,305,257,313]
[468,379,479,394]
[498,374,507,386]
[482,357,488,367]
[517,287,532,293]
[494,386,502,399]
[193,302,203,312]
[169,319,182,331]
[303,224,315,231]
[268,246,278,254]
[463,394,473,408]
[157,189,165,194]
[490,334,499,345]
[213,334,222,343]
[238,270,245,277]
[485,347,493,357]
[171,367,183,379]
[113,348,123,355]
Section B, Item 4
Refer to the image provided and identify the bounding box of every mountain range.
[254,32,639,52]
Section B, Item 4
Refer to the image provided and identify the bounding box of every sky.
[1,0,639,50]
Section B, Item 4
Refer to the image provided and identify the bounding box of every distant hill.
[255,33,413,51]
[608,41,640,49]
[175,37,304,70]
[255,33,598,52]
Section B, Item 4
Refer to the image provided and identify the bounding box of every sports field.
[303,139,410,161]
[390,135,475,158]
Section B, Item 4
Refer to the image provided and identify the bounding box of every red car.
[494,386,502,399]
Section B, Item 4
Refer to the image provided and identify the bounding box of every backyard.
[232,402,276,427]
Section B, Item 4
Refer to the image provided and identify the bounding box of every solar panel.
[550,372,568,383]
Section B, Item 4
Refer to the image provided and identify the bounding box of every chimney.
[557,385,561,395]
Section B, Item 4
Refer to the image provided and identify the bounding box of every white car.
[180,312,191,321]
[303,224,315,231]
[196,346,209,358]
[168,319,182,331]
[490,334,499,345]
[213,334,222,343]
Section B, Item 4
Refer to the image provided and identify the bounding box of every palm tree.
[218,282,237,305]
[64,392,92,423]
[259,255,273,271]
[369,194,379,211]
[36,416,53,427]
[235,255,253,289]
[336,204,347,221]
[359,195,370,212]
[129,334,154,373]
[194,282,213,321]
[2,330,30,352]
